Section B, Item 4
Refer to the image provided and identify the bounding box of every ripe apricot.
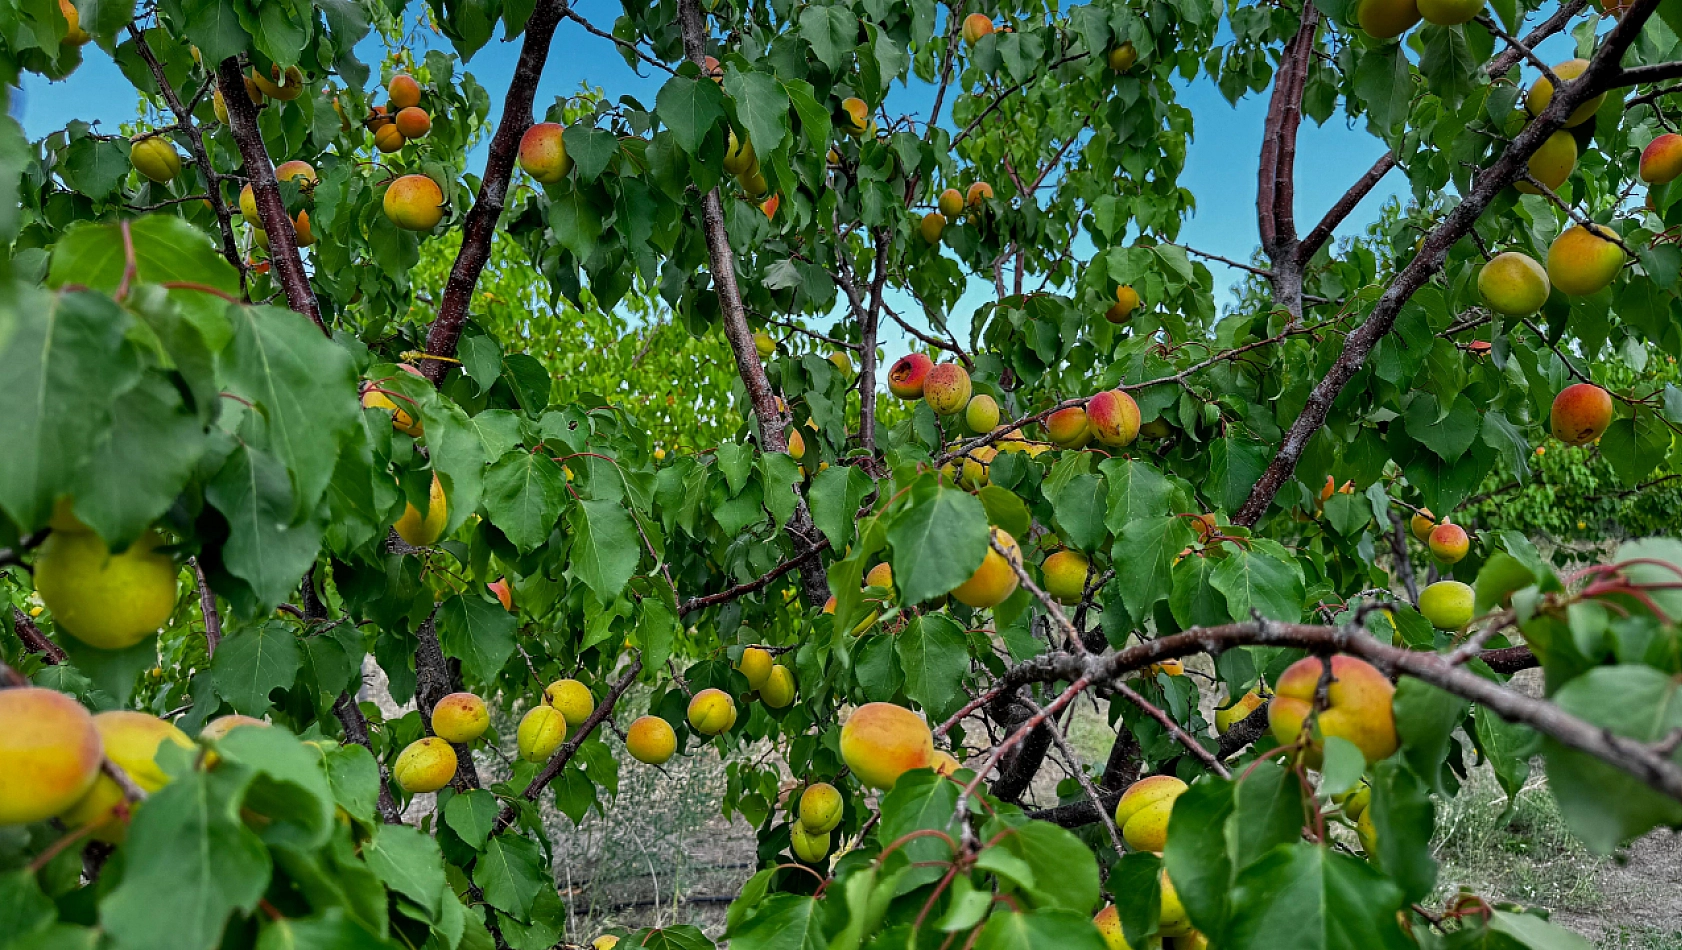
[1418,0,1485,23]
[59,0,91,44]
[1087,390,1141,447]
[961,13,994,43]
[754,331,776,358]
[823,595,880,634]
[63,711,193,841]
[932,749,961,776]
[292,210,315,247]
[919,211,946,244]
[938,188,964,217]
[519,122,574,183]
[394,473,448,545]
[1042,550,1091,605]
[1108,42,1137,72]
[724,130,757,176]
[737,648,774,692]
[1419,580,1475,629]
[1428,522,1469,563]
[688,688,736,736]
[0,688,102,826]
[1410,508,1434,542]
[1107,285,1140,324]
[789,820,831,862]
[1527,60,1605,127]
[1114,775,1187,852]
[760,194,780,219]
[384,174,444,230]
[395,106,431,139]
[1045,405,1092,448]
[1550,382,1613,445]
[1514,130,1576,194]
[840,97,871,137]
[517,705,568,762]
[965,394,1000,433]
[924,363,973,415]
[388,73,422,110]
[432,692,489,743]
[865,562,894,590]
[1358,0,1422,38]
[799,782,843,832]
[252,65,305,101]
[830,351,854,377]
[200,714,268,742]
[1268,655,1398,765]
[274,159,317,188]
[952,527,1021,609]
[362,387,422,436]
[1215,690,1265,734]
[761,665,796,708]
[130,136,182,183]
[966,181,993,207]
[840,703,933,789]
[544,678,595,727]
[488,577,513,610]
[35,525,178,650]
[1478,251,1549,315]
[1641,133,1682,184]
[393,737,457,793]
[626,715,677,764]
[1094,905,1129,950]
[1159,872,1192,936]
[888,353,934,399]
[1547,224,1625,296]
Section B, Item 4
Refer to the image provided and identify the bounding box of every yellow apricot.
[200,714,268,742]
[1514,130,1576,194]
[62,711,194,842]
[932,749,961,776]
[798,782,843,833]
[393,737,457,793]
[362,387,423,437]
[0,688,103,826]
[865,562,894,590]
[626,716,677,764]
[1114,775,1187,852]
[1268,655,1397,765]
[1547,224,1626,296]
[951,527,1021,609]
[1159,872,1192,937]
[432,692,489,743]
[1419,580,1475,630]
[1526,59,1605,128]
[1477,252,1549,315]
[1094,905,1131,950]
[1409,508,1434,542]
[687,688,736,736]
[1042,550,1091,605]
[383,174,445,231]
[840,703,933,790]
[35,526,178,650]
[1428,522,1469,563]
[789,820,832,862]
[1551,382,1614,445]
[924,364,973,415]
[517,706,568,762]
[738,648,774,691]
[543,679,595,727]
[760,665,797,709]
[394,473,448,546]
[130,136,182,184]
[1215,690,1265,734]
[1358,0,1422,37]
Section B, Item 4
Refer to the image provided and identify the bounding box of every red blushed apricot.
[840,703,933,790]
[1045,406,1091,448]
[1410,508,1434,542]
[1547,224,1626,296]
[488,578,513,611]
[0,688,103,826]
[952,528,1021,609]
[388,73,422,110]
[1268,655,1398,766]
[432,692,489,743]
[923,363,973,415]
[961,13,994,42]
[1087,390,1141,447]
[383,174,445,231]
[1428,522,1469,564]
[518,122,573,184]
[1642,133,1682,184]
[1551,383,1614,446]
[888,353,934,399]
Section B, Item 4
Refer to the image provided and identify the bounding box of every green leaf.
[0,288,138,531]
[211,621,302,716]
[1473,705,1539,810]
[215,725,336,850]
[1485,910,1593,950]
[1210,438,1269,513]
[723,68,791,160]
[1544,665,1682,853]
[759,452,801,528]
[1368,759,1436,903]
[809,463,873,550]
[798,6,856,71]
[365,822,446,920]
[437,594,517,684]
[1319,737,1366,797]
[569,498,640,604]
[255,910,399,950]
[1051,472,1107,552]
[69,373,205,549]
[976,485,1032,539]
[1170,553,1227,628]
[1107,852,1161,945]
[207,443,324,610]
[655,75,726,155]
[415,396,485,535]
[994,821,1101,913]
[896,613,970,721]
[1599,410,1672,487]
[446,789,501,851]
[322,743,380,825]
[1228,760,1305,870]
[1480,411,1532,484]
[783,80,831,153]
[1209,541,1304,623]
[1101,457,1172,533]
[476,834,548,919]
[1404,394,1482,462]
[887,483,989,605]
[483,452,568,552]
[1393,677,1468,794]
[1225,842,1411,950]
[1474,552,1539,615]
[561,126,618,181]
[99,766,271,950]
[48,216,240,329]
[974,908,1107,950]
[725,893,825,950]
[1114,516,1196,618]
[880,770,959,890]
[1352,44,1412,135]
[0,870,56,947]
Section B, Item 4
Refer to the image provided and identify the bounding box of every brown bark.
[413,611,482,792]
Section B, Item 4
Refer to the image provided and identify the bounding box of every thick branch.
[1256,7,1318,261]
[1297,152,1396,264]
[213,58,322,330]
[1387,512,1420,605]
[422,0,566,382]
[11,607,65,664]
[414,612,482,792]
[1216,701,1272,759]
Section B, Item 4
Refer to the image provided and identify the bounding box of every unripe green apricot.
[1419,580,1475,630]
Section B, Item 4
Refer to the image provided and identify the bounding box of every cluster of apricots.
[364,73,433,154]
[918,181,994,245]
[0,686,268,839]
[392,678,599,793]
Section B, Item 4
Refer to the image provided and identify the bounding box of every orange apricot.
[839,703,933,790]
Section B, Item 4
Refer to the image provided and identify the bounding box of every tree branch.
[190,557,222,655]
[676,539,831,616]
[11,607,65,664]
[413,610,482,793]
[1296,152,1396,264]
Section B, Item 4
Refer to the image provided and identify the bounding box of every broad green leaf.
[1544,665,1682,853]
[887,483,989,605]
[483,451,568,552]
[896,613,970,721]
[992,821,1102,914]
[725,893,824,950]
[215,725,335,850]
[48,216,240,328]
[1227,760,1305,870]
[1393,677,1467,795]
[1163,777,1235,938]
[1170,553,1227,629]
[0,870,56,947]
[976,485,1032,539]
[973,908,1107,950]
[1368,759,1436,903]
[322,742,380,826]
[1107,851,1161,946]
[211,621,302,716]
[446,789,501,851]
[68,373,205,549]
[1210,438,1269,513]
[254,910,400,950]
[561,125,618,181]
[207,443,324,610]
[809,463,874,550]
[1101,456,1172,533]
[1051,472,1107,552]
[880,770,959,891]
[1114,516,1195,618]
[365,823,446,919]
[569,498,640,604]
[1225,842,1411,950]
[1209,541,1303,623]
[1485,910,1593,950]
[475,834,548,919]
[437,593,517,684]
[655,74,726,154]
[798,7,856,71]
[723,68,791,160]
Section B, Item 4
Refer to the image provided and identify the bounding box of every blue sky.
[17,2,1564,360]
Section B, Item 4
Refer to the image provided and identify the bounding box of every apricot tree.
[3,0,1682,948]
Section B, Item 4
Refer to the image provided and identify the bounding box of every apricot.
[1478,251,1549,314]
[952,527,1021,609]
[966,181,993,207]
[362,387,422,437]
[888,353,934,398]
[1527,60,1605,128]
[1094,905,1128,950]
[760,194,780,219]
[961,13,994,43]
[63,711,193,841]
[938,188,964,217]
[200,714,268,742]
[1108,42,1137,72]
[738,647,774,691]
[394,106,431,139]
[0,688,102,826]
[1114,775,1187,852]
[1189,513,1218,542]
[919,211,946,244]
[840,703,933,790]
[1159,872,1192,937]
[293,210,315,247]
[1514,130,1576,195]
[518,122,573,183]
[626,716,677,764]
[1409,508,1434,542]
[1356,807,1379,856]
[761,665,796,708]
[388,73,422,110]
[237,182,259,220]
[1215,690,1265,734]
[799,782,843,832]
[35,525,178,650]
[517,705,568,762]
[1547,224,1625,296]
[384,174,445,230]
[59,0,91,44]
[1087,390,1141,447]
[754,331,776,358]
[965,394,1000,433]
[594,938,620,950]
[840,97,871,137]
[1045,405,1092,448]
[1419,580,1475,630]
[130,136,182,184]
[957,444,996,489]
[1428,522,1469,563]
[830,351,854,377]
[865,562,894,590]
[724,130,757,176]
[1641,133,1682,184]
[1358,0,1421,38]
[365,103,392,131]
[924,363,973,415]
[1268,655,1398,765]
[1141,418,1172,439]
[393,737,457,793]
[432,692,489,743]
[932,749,961,776]
[273,160,317,190]
[1150,659,1185,677]
[789,820,831,862]
[251,65,305,101]
[1042,550,1091,605]
[688,688,736,736]
[1418,0,1484,23]
[544,678,595,727]
[1550,382,1614,445]
[488,577,513,610]
[1107,285,1140,324]
[823,595,880,634]
[394,473,448,546]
